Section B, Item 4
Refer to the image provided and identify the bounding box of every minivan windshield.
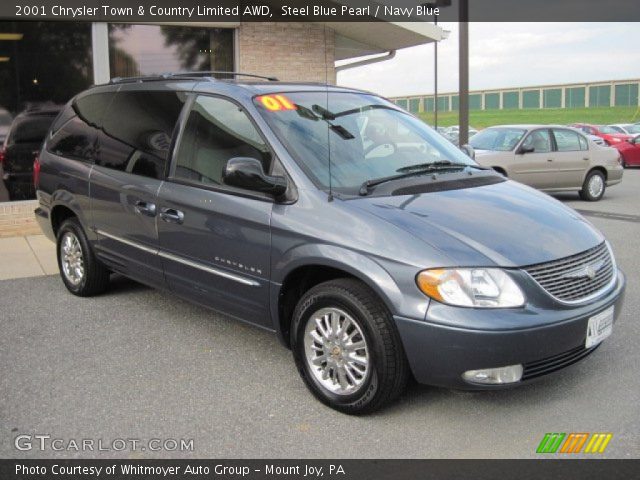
[470,127,526,151]
[254,91,477,195]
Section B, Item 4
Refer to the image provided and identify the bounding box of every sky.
[337,23,640,98]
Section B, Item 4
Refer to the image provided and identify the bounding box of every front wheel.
[291,279,409,414]
[579,170,606,201]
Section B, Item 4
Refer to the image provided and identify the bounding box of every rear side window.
[97,91,186,180]
[49,105,77,135]
[172,95,271,187]
[553,129,584,152]
[47,116,97,162]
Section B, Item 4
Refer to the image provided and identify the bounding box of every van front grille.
[524,242,614,303]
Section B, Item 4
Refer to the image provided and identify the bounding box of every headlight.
[416,268,525,308]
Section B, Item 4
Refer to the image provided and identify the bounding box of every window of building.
[451,95,459,110]
[469,94,482,110]
[502,91,519,109]
[96,90,187,179]
[543,88,562,108]
[589,85,611,107]
[108,25,234,78]
[484,93,500,110]
[423,98,435,113]
[614,83,639,107]
[173,95,271,188]
[408,98,420,113]
[0,21,93,202]
[522,90,540,109]
[395,99,408,110]
[566,87,585,108]
[436,96,449,112]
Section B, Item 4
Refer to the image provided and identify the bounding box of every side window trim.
[166,92,295,201]
[165,93,196,179]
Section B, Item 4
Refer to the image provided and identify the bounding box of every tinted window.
[97,91,186,179]
[9,115,56,144]
[74,93,113,127]
[173,95,271,187]
[553,129,583,152]
[47,116,96,161]
[521,130,551,153]
[50,105,77,135]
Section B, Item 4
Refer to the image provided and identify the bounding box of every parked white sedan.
[469,125,624,201]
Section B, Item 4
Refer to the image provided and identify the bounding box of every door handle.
[160,208,184,224]
[547,158,553,162]
[583,157,590,161]
[134,200,156,217]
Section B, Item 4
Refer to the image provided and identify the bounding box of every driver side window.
[521,130,551,153]
[173,95,271,187]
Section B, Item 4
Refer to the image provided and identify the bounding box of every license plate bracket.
[585,306,614,348]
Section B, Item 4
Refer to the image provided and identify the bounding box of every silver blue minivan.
[35,73,625,413]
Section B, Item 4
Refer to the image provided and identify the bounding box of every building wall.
[393,79,640,113]
[237,22,336,84]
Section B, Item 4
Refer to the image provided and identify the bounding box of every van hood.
[351,179,604,267]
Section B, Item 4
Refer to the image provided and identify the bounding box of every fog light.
[462,364,523,384]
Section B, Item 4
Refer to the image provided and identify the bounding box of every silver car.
[470,125,623,201]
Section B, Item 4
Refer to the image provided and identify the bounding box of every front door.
[156,95,275,327]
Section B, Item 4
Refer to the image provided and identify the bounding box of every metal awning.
[322,22,444,61]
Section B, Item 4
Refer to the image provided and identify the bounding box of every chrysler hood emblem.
[562,260,605,281]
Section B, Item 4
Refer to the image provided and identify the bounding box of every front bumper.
[395,269,626,389]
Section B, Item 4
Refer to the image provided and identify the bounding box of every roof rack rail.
[172,71,279,81]
[109,71,278,84]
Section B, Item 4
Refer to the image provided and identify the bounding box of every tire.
[579,170,606,201]
[291,278,409,414]
[620,154,627,169]
[56,217,110,296]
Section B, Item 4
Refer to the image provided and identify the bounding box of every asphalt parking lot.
[1,171,638,459]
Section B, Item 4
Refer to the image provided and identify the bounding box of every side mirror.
[518,145,535,154]
[223,157,287,197]
[460,144,475,160]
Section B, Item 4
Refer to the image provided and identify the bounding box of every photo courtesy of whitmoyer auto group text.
[0,0,639,478]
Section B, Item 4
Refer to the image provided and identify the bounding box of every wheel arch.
[271,246,405,348]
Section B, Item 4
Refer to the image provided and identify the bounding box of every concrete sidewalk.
[0,234,58,280]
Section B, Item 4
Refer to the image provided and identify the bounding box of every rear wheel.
[57,218,110,296]
[291,278,409,414]
[579,170,606,201]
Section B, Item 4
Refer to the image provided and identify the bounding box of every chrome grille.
[525,242,615,303]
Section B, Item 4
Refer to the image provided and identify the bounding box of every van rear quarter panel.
[38,150,93,237]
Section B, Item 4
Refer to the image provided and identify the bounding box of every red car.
[570,123,634,146]
[613,136,640,167]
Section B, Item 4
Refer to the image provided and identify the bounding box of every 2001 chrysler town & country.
[35,73,626,413]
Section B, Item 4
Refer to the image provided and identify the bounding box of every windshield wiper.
[359,161,488,196]
[359,167,440,196]
[396,160,486,173]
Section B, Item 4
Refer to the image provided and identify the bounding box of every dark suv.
[35,73,625,413]
[2,106,61,200]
